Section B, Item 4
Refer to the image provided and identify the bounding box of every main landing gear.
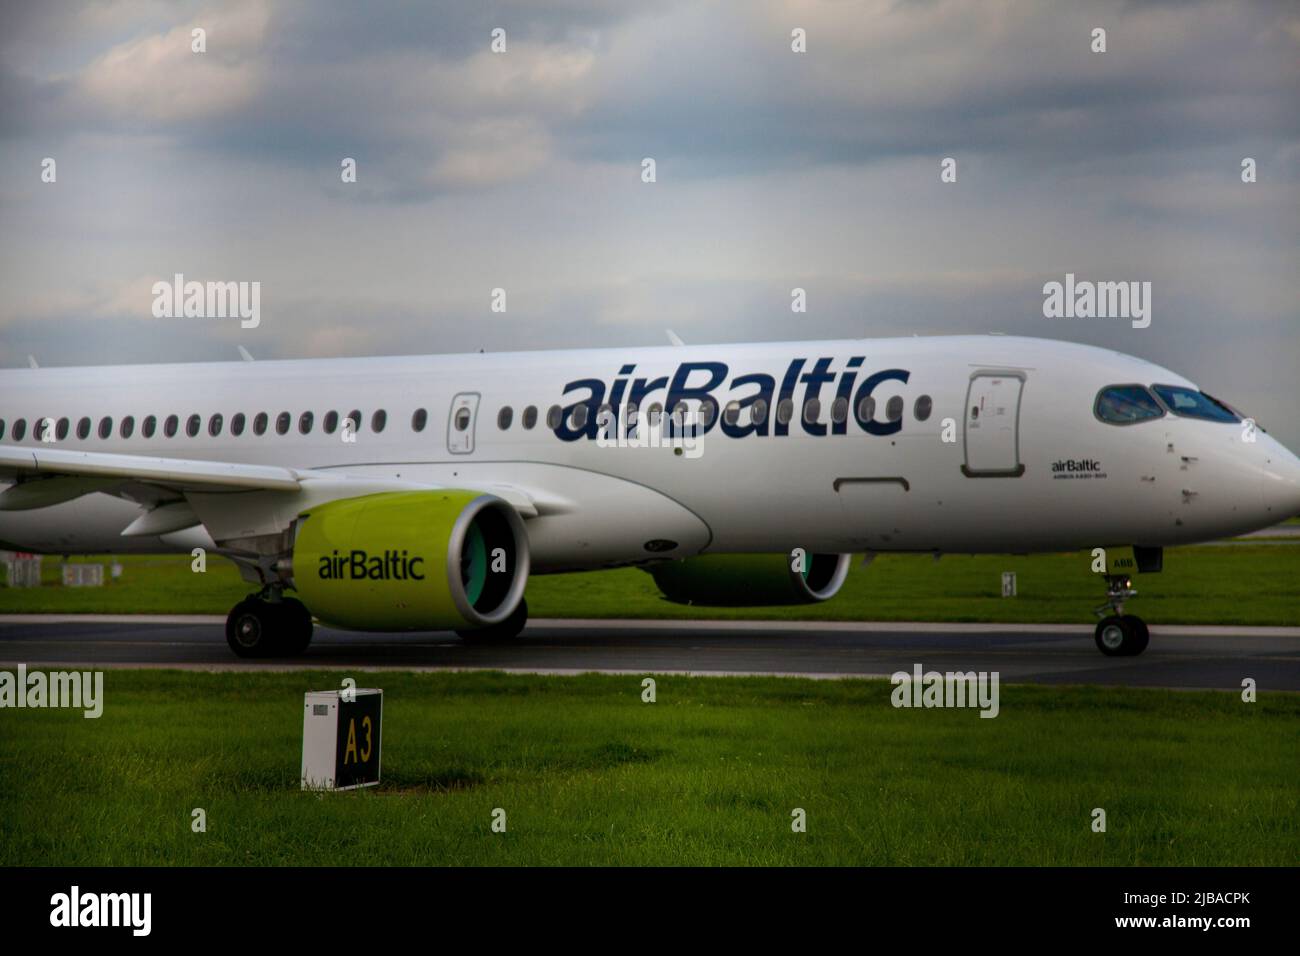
[1093,574,1149,657]
[225,591,314,658]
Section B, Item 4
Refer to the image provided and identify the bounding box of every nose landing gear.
[1093,574,1149,657]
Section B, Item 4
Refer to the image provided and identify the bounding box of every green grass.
[1,671,1294,866]
[4,544,1297,625]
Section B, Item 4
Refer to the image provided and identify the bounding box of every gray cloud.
[1,0,1298,445]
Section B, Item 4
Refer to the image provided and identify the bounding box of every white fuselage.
[2,335,1298,571]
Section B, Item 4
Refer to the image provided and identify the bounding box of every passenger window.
[0,419,6,440]
[209,414,223,437]
[522,405,538,429]
[253,412,268,436]
[803,398,821,424]
[100,417,114,439]
[346,410,362,433]
[914,395,933,421]
[323,411,338,434]
[13,419,27,441]
[411,408,427,432]
[723,401,741,426]
[120,416,135,439]
[776,398,794,425]
[230,413,245,436]
[831,397,848,424]
[56,418,70,441]
[885,396,903,422]
[1095,385,1164,424]
[498,406,513,430]
[299,411,313,434]
[186,414,200,437]
[751,399,768,426]
[455,407,472,431]
[546,405,562,429]
[143,416,157,439]
[857,396,876,423]
[77,417,91,440]
[571,405,589,429]
[276,412,291,435]
[165,415,179,438]
[372,409,387,433]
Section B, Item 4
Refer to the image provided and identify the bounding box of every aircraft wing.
[0,444,549,543]
[0,444,306,509]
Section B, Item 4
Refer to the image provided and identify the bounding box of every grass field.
[0,671,1294,866]
[2,542,1297,625]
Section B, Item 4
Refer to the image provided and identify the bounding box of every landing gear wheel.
[277,597,315,656]
[1094,615,1147,657]
[226,598,275,658]
[225,596,315,658]
[456,598,528,645]
[1121,614,1149,656]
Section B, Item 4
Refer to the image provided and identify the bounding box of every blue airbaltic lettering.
[553,359,911,442]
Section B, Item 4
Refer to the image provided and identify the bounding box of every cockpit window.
[1151,385,1239,423]
[1095,385,1164,424]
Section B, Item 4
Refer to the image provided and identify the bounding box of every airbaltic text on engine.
[317,549,426,581]
[551,359,910,441]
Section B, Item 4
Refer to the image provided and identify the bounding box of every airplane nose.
[1261,437,1300,521]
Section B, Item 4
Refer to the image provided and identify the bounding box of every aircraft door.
[447,392,480,454]
[962,372,1025,476]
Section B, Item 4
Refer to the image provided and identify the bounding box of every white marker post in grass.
[301,689,383,791]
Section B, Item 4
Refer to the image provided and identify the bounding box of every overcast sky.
[2,0,1298,444]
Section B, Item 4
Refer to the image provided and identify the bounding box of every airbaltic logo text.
[151,272,260,329]
[890,664,1000,718]
[317,549,425,581]
[553,359,911,443]
[1043,273,1151,329]
[1052,458,1106,480]
[0,664,103,718]
[50,886,151,936]
[1053,458,1101,472]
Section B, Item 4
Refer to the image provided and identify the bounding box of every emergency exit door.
[962,372,1025,476]
[447,392,480,454]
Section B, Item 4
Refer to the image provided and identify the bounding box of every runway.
[1,616,1298,690]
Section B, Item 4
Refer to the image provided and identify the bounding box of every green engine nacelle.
[292,490,529,631]
[646,552,852,607]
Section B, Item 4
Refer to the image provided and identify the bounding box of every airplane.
[1,334,1297,659]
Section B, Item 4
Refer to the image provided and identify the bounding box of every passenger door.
[963,372,1025,476]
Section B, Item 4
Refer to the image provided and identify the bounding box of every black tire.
[278,597,315,656]
[1094,615,1138,657]
[1122,614,1149,656]
[225,597,314,658]
[226,598,275,658]
[456,598,528,645]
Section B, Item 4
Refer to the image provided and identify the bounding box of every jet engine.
[646,552,851,606]
[291,490,529,630]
